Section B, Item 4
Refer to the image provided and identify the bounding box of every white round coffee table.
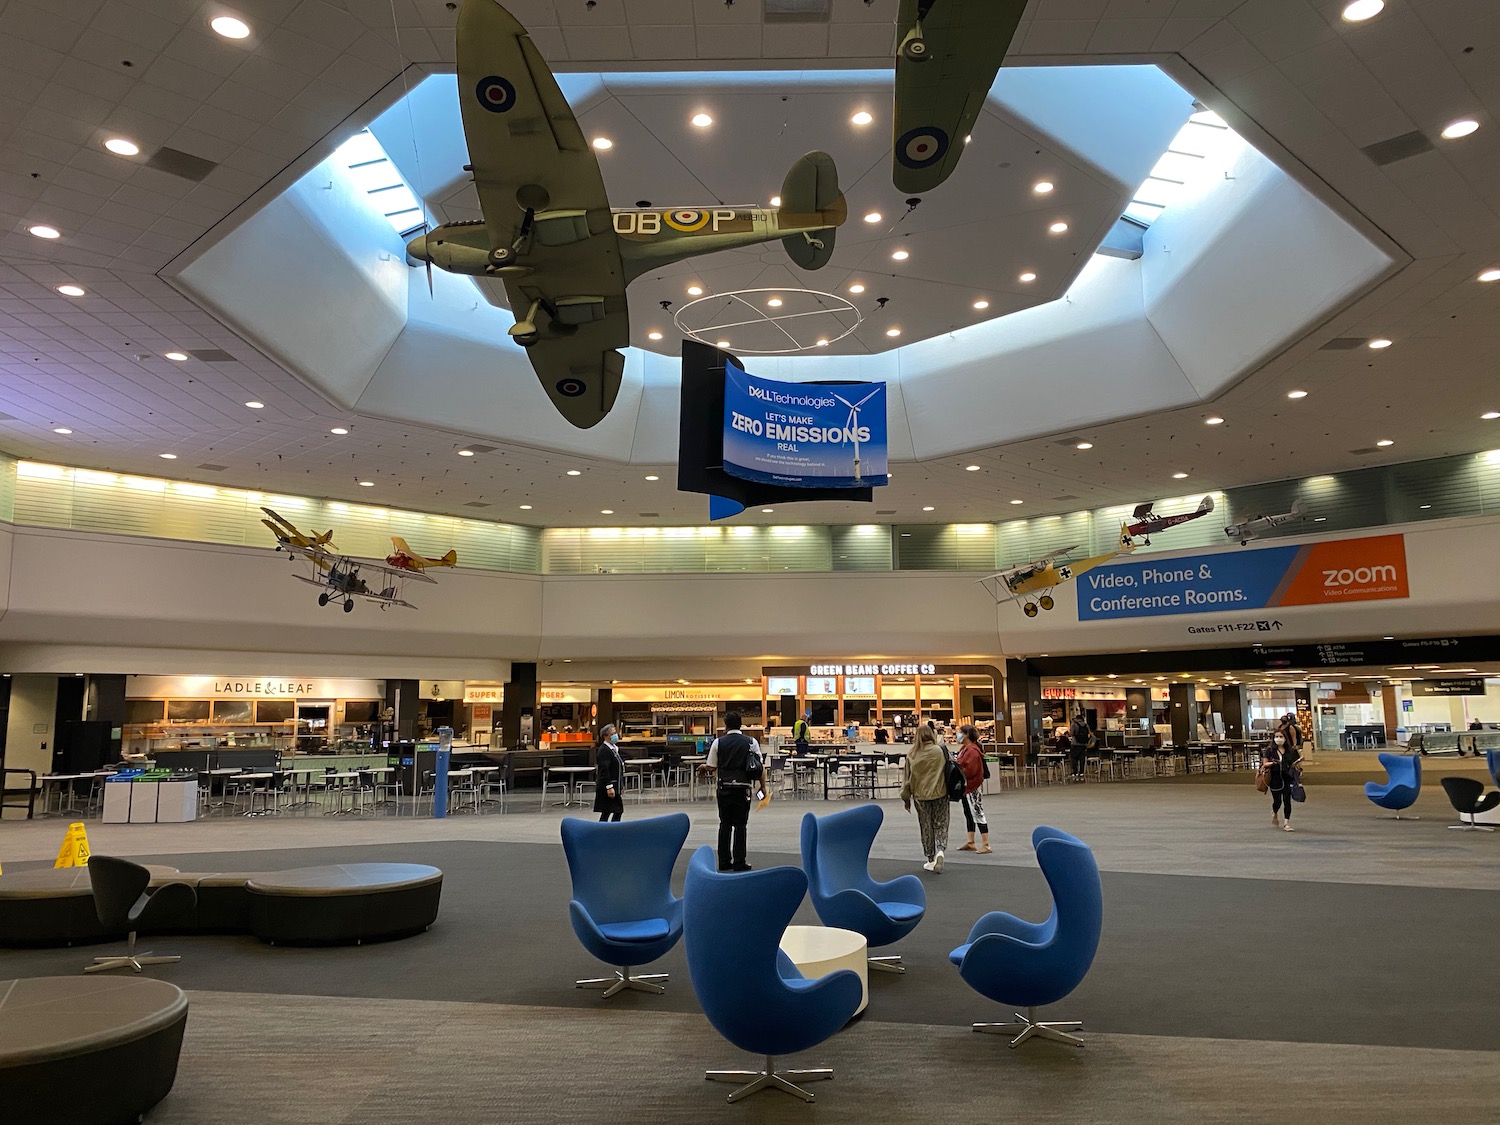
[778,924,868,1015]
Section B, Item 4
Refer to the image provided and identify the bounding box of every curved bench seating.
[0,976,188,1125]
[0,863,442,947]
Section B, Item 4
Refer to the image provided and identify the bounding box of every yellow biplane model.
[980,523,1135,617]
[385,537,458,575]
[406,0,847,429]
[260,507,335,557]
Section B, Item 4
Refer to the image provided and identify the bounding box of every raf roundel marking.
[475,75,517,114]
[895,126,949,170]
[555,378,587,398]
[663,209,711,232]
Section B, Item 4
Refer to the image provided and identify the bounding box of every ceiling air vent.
[465,443,497,454]
[764,0,831,22]
[185,348,236,362]
[1053,437,1087,447]
[638,512,659,517]
[876,509,897,516]
[464,501,490,508]
[146,146,219,182]
[1054,494,1079,502]
[1348,446,1380,455]
[1319,338,1367,350]
[196,463,228,472]
[1359,131,1435,167]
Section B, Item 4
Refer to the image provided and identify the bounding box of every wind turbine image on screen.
[833,387,882,485]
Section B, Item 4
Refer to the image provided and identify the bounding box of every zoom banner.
[722,361,888,488]
[1077,534,1409,620]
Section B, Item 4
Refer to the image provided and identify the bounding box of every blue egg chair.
[684,846,863,1103]
[949,826,1102,1048]
[1486,749,1500,787]
[1364,752,1421,819]
[560,812,690,998]
[800,805,925,973]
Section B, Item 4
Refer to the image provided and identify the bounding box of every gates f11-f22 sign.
[722,361,888,489]
[1077,534,1409,620]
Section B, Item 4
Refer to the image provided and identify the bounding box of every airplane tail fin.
[780,150,844,270]
[315,529,333,545]
[1118,522,1136,553]
[1198,495,1215,513]
[1289,499,1307,516]
[440,550,457,566]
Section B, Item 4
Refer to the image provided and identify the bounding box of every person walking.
[955,724,991,853]
[701,711,763,872]
[1265,729,1301,831]
[901,723,950,871]
[792,710,812,755]
[592,723,625,822]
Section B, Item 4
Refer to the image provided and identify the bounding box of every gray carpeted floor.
[7,838,1496,1052]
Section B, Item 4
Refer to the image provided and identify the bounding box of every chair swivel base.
[86,953,181,974]
[975,1007,1084,1049]
[576,966,667,999]
[1448,821,1496,831]
[868,954,906,974]
[706,1055,833,1103]
[1377,812,1419,820]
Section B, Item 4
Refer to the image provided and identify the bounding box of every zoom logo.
[1323,564,1397,587]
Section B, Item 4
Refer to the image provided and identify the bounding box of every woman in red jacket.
[955,724,991,853]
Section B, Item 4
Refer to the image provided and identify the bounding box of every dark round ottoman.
[0,976,188,1125]
[247,862,443,945]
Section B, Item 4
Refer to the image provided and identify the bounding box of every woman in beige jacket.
[901,724,950,872]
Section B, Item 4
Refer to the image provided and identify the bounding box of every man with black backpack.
[701,711,764,872]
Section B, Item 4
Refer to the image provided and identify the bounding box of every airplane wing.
[891,0,1031,193]
[1132,502,1154,520]
[283,544,334,570]
[457,0,627,428]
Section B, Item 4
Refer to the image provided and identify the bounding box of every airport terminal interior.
[1,1,1498,1123]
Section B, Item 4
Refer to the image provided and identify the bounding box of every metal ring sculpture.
[672,287,864,355]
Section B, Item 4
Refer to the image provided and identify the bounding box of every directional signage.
[722,361,888,489]
[1077,534,1409,621]
[1411,678,1488,696]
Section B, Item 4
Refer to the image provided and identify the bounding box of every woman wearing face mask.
[593,723,626,822]
[1265,729,1301,831]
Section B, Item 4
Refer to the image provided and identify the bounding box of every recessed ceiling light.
[964,464,980,471]
[761,507,774,513]
[1376,438,1394,447]
[848,283,865,294]
[1048,221,1068,234]
[1286,389,1308,399]
[1018,271,1036,283]
[1205,416,1224,425]
[159,452,177,460]
[1440,118,1479,140]
[1033,180,1055,194]
[891,249,909,261]
[329,426,348,435]
[716,340,730,348]
[566,469,582,476]
[1314,516,1327,522]
[769,195,781,207]
[972,299,989,310]
[519,504,532,510]
[600,509,613,515]
[885,327,901,337]
[1482,411,1500,420]
[691,112,713,127]
[1367,337,1392,349]
[1009,498,1024,505]
[851,111,873,126]
[1075,441,1093,450]
[164,351,188,362]
[1419,504,1431,509]
[815,338,829,347]
[27,224,60,239]
[922,506,935,512]
[104,137,140,156]
[863,211,882,224]
[359,480,374,487]
[647,330,663,341]
[1341,0,1384,21]
[210,14,251,39]
[644,474,659,481]
[591,137,612,150]
[686,285,702,296]
[458,449,474,457]
[244,401,264,409]
[55,284,85,297]
[53,427,72,434]
[767,297,783,307]
[1172,472,1189,479]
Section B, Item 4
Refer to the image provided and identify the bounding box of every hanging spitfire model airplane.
[1125,495,1215,546]
[1225,500,1307,545]
[891,0,1032,193]
[406,0,848,429]
[979,523,1136,617]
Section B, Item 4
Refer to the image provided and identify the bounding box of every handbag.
[1290,769,1306,803]
[1255,764,1270,794]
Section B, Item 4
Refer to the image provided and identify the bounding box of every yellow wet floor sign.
[54,821,91,868]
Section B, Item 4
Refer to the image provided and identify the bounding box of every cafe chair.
[85,856,197,974]
[1365,752,1421,819]
[949,826,1103,1049]
[683,847,862,1103]
[1440,776,1499,831]
[561,812,690,998]
[800,805,925,974]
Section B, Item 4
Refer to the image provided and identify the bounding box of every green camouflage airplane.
[407,0,847,429]
[892,0,1032,194]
